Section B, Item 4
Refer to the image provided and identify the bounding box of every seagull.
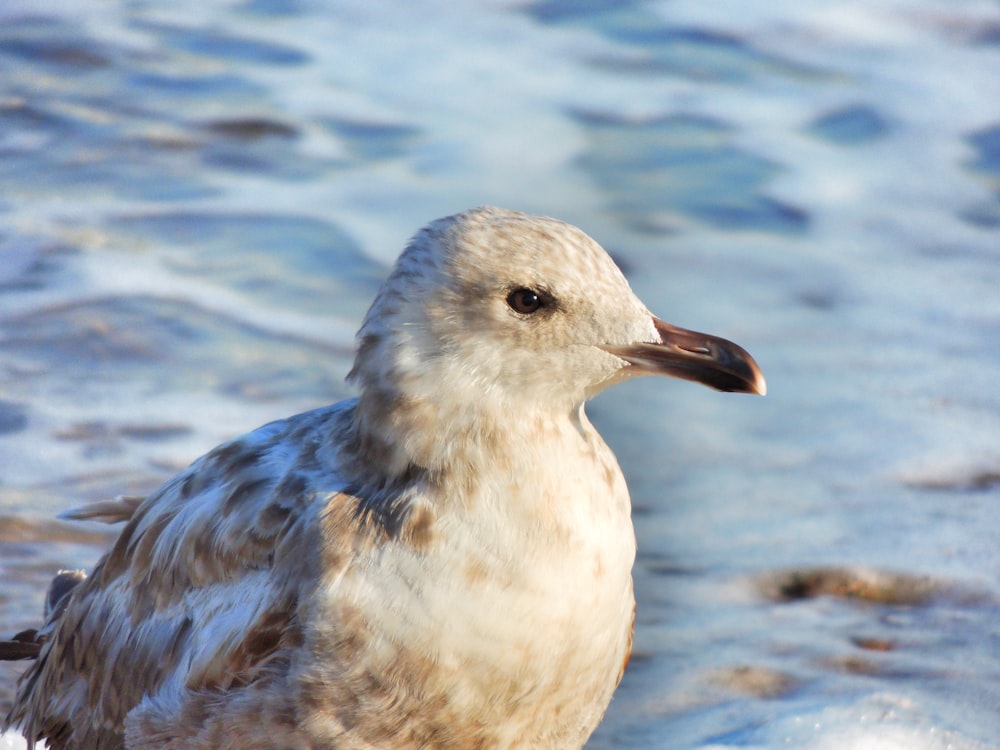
[2,207,765,750]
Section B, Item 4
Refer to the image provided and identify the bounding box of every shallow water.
[1,0,998,747]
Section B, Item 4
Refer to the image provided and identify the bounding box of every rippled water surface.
[1,1,999,747]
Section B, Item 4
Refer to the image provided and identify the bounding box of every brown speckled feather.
[8,404,357,748]
[4,207,763,749]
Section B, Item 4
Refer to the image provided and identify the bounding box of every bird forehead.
[442,209,623,293]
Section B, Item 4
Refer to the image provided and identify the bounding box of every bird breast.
[301,409,637,748]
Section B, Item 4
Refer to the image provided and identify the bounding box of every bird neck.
[350,383,584,487]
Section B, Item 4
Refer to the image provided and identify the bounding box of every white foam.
[703,693,991,750]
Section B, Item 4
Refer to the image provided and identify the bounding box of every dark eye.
[506,287,544,315]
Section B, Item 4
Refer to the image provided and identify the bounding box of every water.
[1,0,998,747]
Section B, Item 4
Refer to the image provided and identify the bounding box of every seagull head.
[348,206,764,472]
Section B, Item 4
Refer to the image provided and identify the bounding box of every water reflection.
[1,1,998,747]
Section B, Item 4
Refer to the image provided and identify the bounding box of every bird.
[2,206,765,749]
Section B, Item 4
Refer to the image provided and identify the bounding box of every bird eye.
[506,287,544,315]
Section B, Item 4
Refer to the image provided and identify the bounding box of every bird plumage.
[3,207,764,749]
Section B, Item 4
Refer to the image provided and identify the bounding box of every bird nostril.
[678,343,711,356]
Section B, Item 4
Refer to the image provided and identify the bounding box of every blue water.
[1,1,999,747]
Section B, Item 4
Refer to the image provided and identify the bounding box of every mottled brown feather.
[0,207,741,750]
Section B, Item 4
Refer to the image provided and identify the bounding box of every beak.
[602,316,766,395]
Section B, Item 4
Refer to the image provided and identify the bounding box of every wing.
[59,496,146,525]
[6,401,357,750]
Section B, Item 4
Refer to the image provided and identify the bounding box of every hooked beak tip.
[603,316,767,396]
